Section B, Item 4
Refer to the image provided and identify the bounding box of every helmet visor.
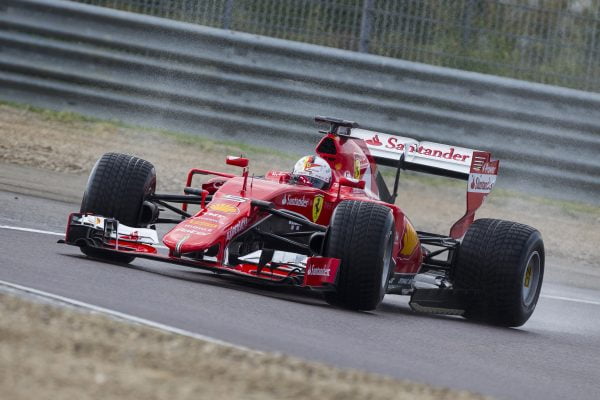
[291,175,329,189]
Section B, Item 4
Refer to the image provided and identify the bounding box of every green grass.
[0,99,298,161]
[490,186,600,217]
[0,100,102,124]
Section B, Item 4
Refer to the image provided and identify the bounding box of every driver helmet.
[291,155,332,190]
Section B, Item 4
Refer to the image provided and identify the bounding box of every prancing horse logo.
[312,195,324,222]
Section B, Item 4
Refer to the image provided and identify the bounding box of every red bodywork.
[67,130,497,289]
[161,133,421,279]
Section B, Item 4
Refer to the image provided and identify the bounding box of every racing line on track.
[0,224,170,249]
[1,224,599,307]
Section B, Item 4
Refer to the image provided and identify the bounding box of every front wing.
[62,213,340,289]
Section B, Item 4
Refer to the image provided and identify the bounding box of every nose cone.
[163,199,250,255]
[163,220,221,254]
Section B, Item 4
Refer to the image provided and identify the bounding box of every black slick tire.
[79,152,156,263]
[454,218,545,327]
[324,200,394,311]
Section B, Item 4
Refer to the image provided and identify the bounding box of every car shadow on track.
[378,299,542,334]
[62,252,542,329]
[63,252,333,309]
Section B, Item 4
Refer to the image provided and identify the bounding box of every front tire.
[80,153,156,263]
[454,218,545,327]
[324,201,394,311]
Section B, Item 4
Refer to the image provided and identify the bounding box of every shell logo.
[400,221,419,257]
[207,203,239,214]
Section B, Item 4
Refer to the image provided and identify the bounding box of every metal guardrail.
[72,0,600,92]
[1,0,600,204]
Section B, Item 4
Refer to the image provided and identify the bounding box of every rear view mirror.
[226,156,249,168]
[339,177,365,189]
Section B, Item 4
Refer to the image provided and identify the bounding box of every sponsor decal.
[302,155,322,171]
[524,265,532,288]
[197,216,222,224]
[468,173,496,193]
[390,274,414,286]
[119,231,139,241]
[353,156,361,179]
[312,194,324,222]
[175,225,214,235]
[289,221,302,232]
[226,218,249,240]
[188,219,219,229]
[208,202,239,214]
[204,212,227,220]
[222,194,248,202]
[365,135,383,146]
[303,257,340,287]
[365,134,471,163]
[400,222,419,257]
[281,194,310,208]
[266,171,289,180]
[306,265,330,277]
[481,163,497,174]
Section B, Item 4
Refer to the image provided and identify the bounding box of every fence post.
[222,0,235,30]
[359,0,374,53]
[584,5,599,91]
[461,0,477,48]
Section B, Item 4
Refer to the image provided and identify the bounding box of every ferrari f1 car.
[62,116,544,327]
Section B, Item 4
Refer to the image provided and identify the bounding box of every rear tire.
[324,201,394,311]
[454,218,544,327]
[79,153,156,263]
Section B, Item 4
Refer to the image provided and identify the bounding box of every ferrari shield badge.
[312,194,324,222]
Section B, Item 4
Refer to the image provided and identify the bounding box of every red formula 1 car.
[62,117,544,327]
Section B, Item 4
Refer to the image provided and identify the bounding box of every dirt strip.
[0,289,488,400]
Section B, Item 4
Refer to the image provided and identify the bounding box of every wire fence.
[72,0,600,92]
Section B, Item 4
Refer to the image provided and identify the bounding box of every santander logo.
[364,133,471,163]
[365,135,383,146]
[282,195,310,208]
[307,265,330,277]
[471,178,493,191]
[469,174,496,193]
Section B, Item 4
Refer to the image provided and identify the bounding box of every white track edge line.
[0,279,261,354]
[540,294,600,306]
[0,225,169,249]
[0,224,65,236]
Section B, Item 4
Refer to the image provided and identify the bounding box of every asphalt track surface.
[1,190,599,400]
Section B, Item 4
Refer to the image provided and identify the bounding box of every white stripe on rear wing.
[351,128,476,180]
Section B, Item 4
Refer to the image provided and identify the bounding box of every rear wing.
[313,117,499,239]
[351,128,476,180]
[350,128,499,238]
